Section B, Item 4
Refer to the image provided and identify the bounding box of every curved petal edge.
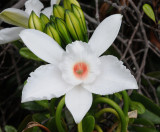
[84,55,138,95]
[0,27,24,44]
[88,14,122,57]
[19,29,64,64]
[22,64,72,103]
[65,86,92,123]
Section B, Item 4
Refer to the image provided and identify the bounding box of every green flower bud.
[28,11,43,31]
[50,15,56,23]
[65,10,84,41]
[40,13,50,26]
[44,22,62,45]
[53,5,65,20]
[55,18,72,44]
[0,8,28,28]
[71,4,88,42]
[63,0,80,10]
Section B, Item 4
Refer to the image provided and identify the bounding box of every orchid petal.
[0,8,29,28]
[84,55,138,95]
[19,29,64,64]
[88,14,122,57]
[22,64,72,103]
[41,7,53,18]
[65,86,92,123]
[25,0,44,16]
[0,27,24,44]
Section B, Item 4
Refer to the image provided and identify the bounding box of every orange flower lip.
[73,62,88,79]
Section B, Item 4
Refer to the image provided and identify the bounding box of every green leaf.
[147,71,160,80]
[65,108,74,130]
[134,118,155,128]
[140,109,160,124]
[5,125,17,132]
[21,101,48,111]
[19,47,42,61]
[0,8,28,28]
[129,100,145,114]
[158,20,160,24]
[12,41,24,49]
[82,115,95,132]
[143,4,156,22]
[36,100,49,109]
[114,93,122,101]
[46,117,58,132]
[156,86,160,101]
[32,113,48,122]
[49,98,56,116]
[18,115,33,132]
[132,126,158,132]
[130,91,160,117]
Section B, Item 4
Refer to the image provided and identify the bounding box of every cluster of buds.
[28,0,88,47]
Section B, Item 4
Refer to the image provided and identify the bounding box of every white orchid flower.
[0,0,59,44]
[19,14,138,123]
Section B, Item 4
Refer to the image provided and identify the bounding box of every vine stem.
[55,96,65,132]
[95,124,103,132]
[122,90,129,116]
[95,108,120,120]
[77,121,83,132]
[95,97,127,132]
[95,108,121,132]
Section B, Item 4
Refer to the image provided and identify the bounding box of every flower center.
[73,62,88,79]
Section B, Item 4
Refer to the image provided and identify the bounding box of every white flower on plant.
[0,0,59,44]
[19,14,138,123]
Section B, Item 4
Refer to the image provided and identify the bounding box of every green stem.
[50,98,56,116]
[95,124,103,132]
[77,121,83,132]
[122,90,129,116]
[116,124,121,132]
[55,96,65,132]
[95,97,127,132]
[95,108,120,120]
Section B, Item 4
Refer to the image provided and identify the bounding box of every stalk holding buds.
[28,11,44,31]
